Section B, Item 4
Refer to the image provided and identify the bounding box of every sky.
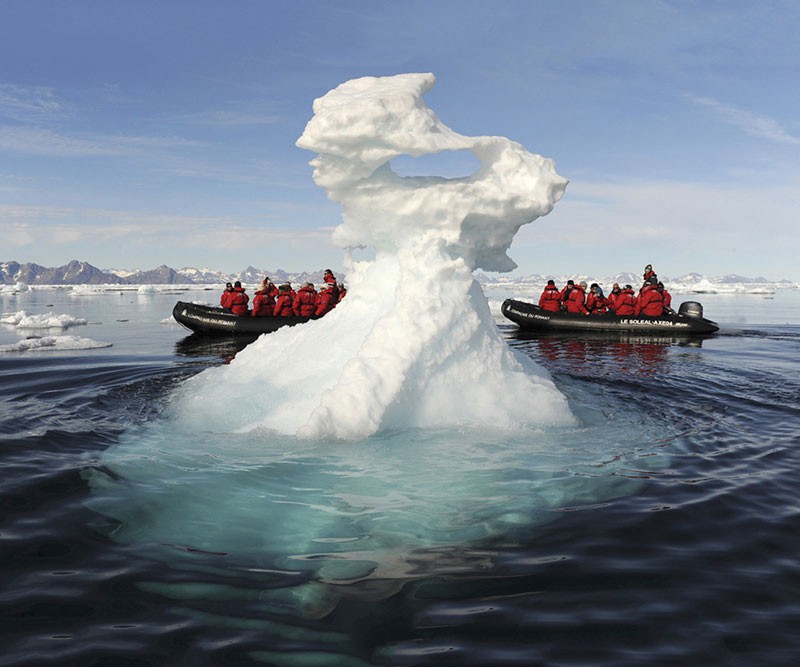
[1,0,799,280]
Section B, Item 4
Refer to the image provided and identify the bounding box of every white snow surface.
[171,73,574,440]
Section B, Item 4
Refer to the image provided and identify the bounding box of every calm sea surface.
[1,287,799,666]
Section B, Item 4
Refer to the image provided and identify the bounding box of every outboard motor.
[678,301,704,319]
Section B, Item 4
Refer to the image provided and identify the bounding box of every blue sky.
[1,0,798,279]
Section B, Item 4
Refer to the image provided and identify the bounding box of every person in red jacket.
[273,284,295,317]
[658,282,673,313]
[538,279,561,312]
[565,281,589,314]
[293,282,318,317]
[228,281,250,316]
[559,280,575,310]
[220,282,234,310]
[252,285,275,317]
[643,263,657,284]
[337,283,346,303]
[635,282,664,316]
[606,283,622,312]
[315,282,338,317]
[613,285,637,315]
[586,283,608,314]
[260,276,279,299]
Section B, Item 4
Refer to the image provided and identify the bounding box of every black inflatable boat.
[501,299,719,334]
[172,301,312,336]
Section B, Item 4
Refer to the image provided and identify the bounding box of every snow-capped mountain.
[2,260,797,293]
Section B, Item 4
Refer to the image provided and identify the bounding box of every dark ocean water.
[2,287,799,666]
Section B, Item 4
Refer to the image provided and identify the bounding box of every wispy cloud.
[0,83,65,122]
[690,96,800,145]
[0,125,199,157]
[0,204,333,242]
[175,109,282,127]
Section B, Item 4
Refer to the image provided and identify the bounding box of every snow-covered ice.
[0,335,111,353]
[170,73,573,440]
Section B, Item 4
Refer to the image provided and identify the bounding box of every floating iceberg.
[171,73,573,440]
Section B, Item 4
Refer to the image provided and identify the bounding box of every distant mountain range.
[0,259,795,289]
[0,260,332,286]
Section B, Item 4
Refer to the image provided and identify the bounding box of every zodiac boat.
[501,299,719,334]
[172,301,311,336]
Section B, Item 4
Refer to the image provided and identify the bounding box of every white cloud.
[0,83,65,122]
[0,204,332,247]
[0,124,199,157]
[690,96,800,146]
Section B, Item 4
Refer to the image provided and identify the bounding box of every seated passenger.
[337,283,347,303]
[220,282,234,310]
[293,282,318,317]
[260,276,279,298]
[606,283,622,312]
[228,281,250,316]
[658,281,673,313]
[635,281,664,317]
[586,283,608,314]
[559,280,575,310]
[252,287,275,317]
[273,284,295,317]
[315,281,338,317]
[613,284,637,315]
[565,281,589,314]
[538,279,561,312]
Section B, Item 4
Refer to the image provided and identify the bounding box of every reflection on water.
[505,328,712,377]
[174,333,256,361]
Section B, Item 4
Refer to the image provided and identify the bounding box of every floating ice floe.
[0,310,88,329]
[0,335,112,353]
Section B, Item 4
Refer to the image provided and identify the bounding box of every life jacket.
[565,285,588,314]
[538,285,561,312]
[229,288,249,316]
[252,291,275,317]
[273,292,294,317]
[635,285,664,317]
[315,288,337,317]
[293,286,318,317]
[614,289,637,315]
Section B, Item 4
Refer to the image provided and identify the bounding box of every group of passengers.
[538,264,673,317]
[220,269,346,319]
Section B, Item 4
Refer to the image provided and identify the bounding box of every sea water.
[2,286,799,666]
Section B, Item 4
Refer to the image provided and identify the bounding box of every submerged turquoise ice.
[86,74,666,619]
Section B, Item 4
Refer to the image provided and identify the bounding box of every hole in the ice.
[390,150,480,179]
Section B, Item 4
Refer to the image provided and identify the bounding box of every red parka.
[538,285,561,312]
[252,290,275,317]
[613,288,637,315]
[635,285,664,316]
[220,287,234,310]
[606,288,622,312]
[586,292,607,314]
[661,288,672,311]
[273,291,294,317]
[565,284,589,314]
[228,287,249,316]
[315,286,337,317]
[293,285,318,317]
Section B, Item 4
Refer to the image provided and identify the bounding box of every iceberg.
[88,75,662,627]
[170,73,573,440]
